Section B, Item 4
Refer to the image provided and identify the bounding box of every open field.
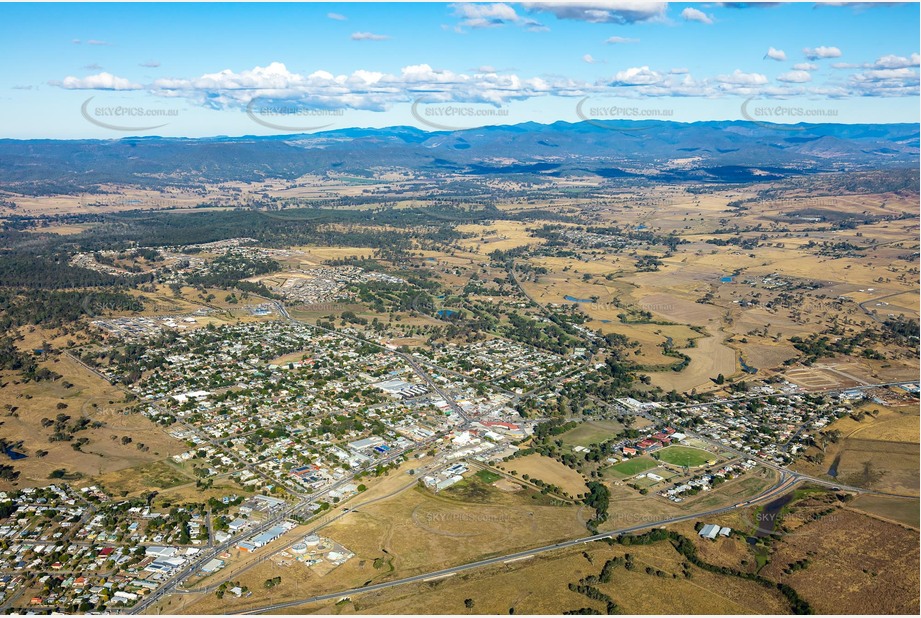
[499,454,588,497]
[849,494,920,528]
[93,459,196,497]
[175,473,590,615]
[456,221,544,253]
[793,403,919,496]
[558,419,625,448]
[269,525,793,615]
[650,335,738,393]
[0,354,184,489]
[761,503,920,614]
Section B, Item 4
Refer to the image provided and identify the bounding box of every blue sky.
[0,1,918,138]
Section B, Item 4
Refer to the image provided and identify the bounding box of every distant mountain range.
[0,120,918,191]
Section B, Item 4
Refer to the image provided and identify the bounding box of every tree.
[464,599,475,609]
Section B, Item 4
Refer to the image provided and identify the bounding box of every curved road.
[232,472,799,615]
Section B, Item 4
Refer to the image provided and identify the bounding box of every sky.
[0,1,918,138]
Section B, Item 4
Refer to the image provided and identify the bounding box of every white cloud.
[87,39,111,46]
[605,36,639,44]
[523,2,667,24]
[717,2,781,7]
[803,46,842,60]
[681,7,714,24]
[765,47,786,61]
[450,3,546,31]
[56,72,141,90]
[583,54,604,64]
[143,62,590,110]
[52,58,921,111]
[849,65,920,96]
[715,69,768,85]
[84,63,103,71]
[610,66,663,86]
[793,62,818,71]
[351,31,390,41]
[327,12,347,21]
[140,60,160,68]
[776,70,812,83]
[871,53,920,69]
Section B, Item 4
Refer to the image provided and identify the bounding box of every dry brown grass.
[499,454,589,497]
[266,529,790,615]
[0,354,184,489]
[761,506,919,614]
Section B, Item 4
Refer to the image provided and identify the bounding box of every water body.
[436,309,457,317]
[564,295,594,303]
[739,356,758,374]
[751,492,793,540]
[827,454,842,478]
[2,446,27,461]
[720,276,733,283]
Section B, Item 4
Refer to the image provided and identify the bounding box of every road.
[235,471,800,615]
[174,466,432,595]
[129,439,431,615]
[122,298,914,613]
[857,291,906,324]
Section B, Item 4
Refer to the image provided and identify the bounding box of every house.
[719,527,732,537]
[622,446,638,457]
[698,524,720,540]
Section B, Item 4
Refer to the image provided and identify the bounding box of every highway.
[173,467,432,595]
[129,438,434,615]
[126,298,913,614]
[234,471,800,615]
